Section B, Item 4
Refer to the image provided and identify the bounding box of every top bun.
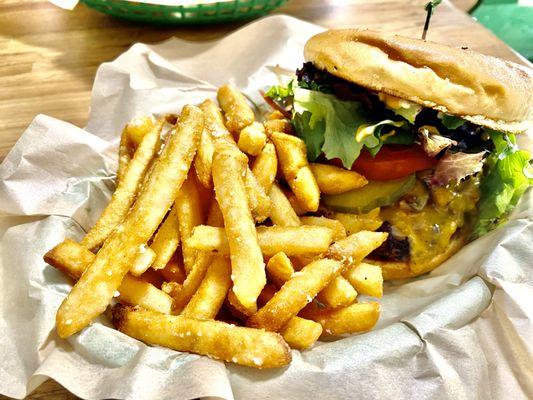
[304,29,533,133]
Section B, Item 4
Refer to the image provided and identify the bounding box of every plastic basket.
[81,0,289,25]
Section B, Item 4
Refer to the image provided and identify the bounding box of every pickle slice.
[323,174,416,214]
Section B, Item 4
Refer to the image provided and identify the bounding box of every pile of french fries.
[44,85,388,369]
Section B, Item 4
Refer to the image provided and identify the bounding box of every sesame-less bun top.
[304,29,533,134]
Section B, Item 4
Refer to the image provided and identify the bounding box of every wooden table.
[0,0,528,399]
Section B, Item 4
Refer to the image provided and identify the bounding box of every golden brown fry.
[150,204,180,270]
[256,277,322,349]
[270,131,320,212]
[194,120,216,189]
[326,231,388,267]
[81,119,164,250]
[175,173,205,274]
[247,258,342,332]
[238,122,267,156]
[113,305,291,368]
[269,183,301,227]
[309,163,368,195]
[316,275,357,309]
[266,252,294,287]
[300,216,347,242]
[43,239,172,314]
[171,199,224,312]
[264,118,293,136]
[158,252,186,283]
[139,268,164,287]
[285,189,307,216]
[161,281,182,298]
[344,262,383,298]
[217,84,255,133]
[56,105,202,338]
[199,98,270,222]
[333,209,383,235]
[226,290,255,319]
[212,143,265,314]
[251,141,278,194]
[300,302,380,335]
[244,169,271,223]
[187,225,334,257]
[117,116,155,183]
[130,246,155,277]
[280,316,322,350]
[181,256,232,320]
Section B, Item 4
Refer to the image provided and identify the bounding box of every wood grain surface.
[0,0,528,399]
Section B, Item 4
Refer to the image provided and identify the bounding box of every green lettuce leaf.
[292,111,325,161]
[292,87,409,168]
[439,113,466,129]
[264,81,294,101]
[474,131,532,237]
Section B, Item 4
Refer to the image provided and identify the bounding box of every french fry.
[264,118,293,136]
[326,231,388,268]
[266,252,294,287]
[158,252,186,283]
[150,204,180,270]
[300,302,380,335]
[300,216,347,242]
[344,262,383,298]
[265,110,286,121]
[43,239,172,314]
[269,191,355,311]
[226,290,255,320]
[113,305,291,368]
[333,209,382,235]
[55,105,202,338]
[161,281,181,298]
[117,116,155,183]
[238,122,267,156]
[247,258,342,332]
[212,143,265,314]
[316,275,357,309]
[217,84,255,133]
[194,118,216,189]
[130,246,155,277]
[244,169,271,223]
[285,189,307,216]
[175,173,205,274]
[181,256,232,320]
[186,225,334,257]
[81,119,164,250]
[280,316,323,350]
[258,279,323,350]
[309,163,368,195]
[270,131,320,212]
[269,183,301,227]
[251,141,278,194]
[171,199,224,312]
[247,231,387,332]
[200,99,270,222]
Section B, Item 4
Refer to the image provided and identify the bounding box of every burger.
[265,29,532,279]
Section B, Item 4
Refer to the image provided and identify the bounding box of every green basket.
[81,0,288,24]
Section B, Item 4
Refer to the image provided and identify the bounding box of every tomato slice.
[350,145,438,181]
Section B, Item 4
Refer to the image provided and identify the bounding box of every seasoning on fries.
[44,84,389,369]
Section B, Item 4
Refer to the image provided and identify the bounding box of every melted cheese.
[380,178,479,273]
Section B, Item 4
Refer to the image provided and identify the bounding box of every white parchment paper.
[0,16,531,400]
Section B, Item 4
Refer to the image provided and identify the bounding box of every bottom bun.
[368,231,468,280]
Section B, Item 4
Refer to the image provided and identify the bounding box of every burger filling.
[266,62,531,266]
